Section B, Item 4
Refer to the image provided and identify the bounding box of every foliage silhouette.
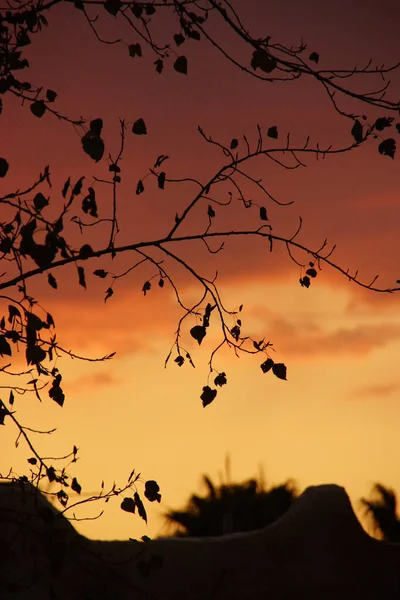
[361,483,400,542]
[165,473,298,536]
[0,0,399,521]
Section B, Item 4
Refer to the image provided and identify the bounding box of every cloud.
[352,383,400,400]
[248,304,400,360]
[65,370,121,394]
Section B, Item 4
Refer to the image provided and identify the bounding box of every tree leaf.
[144,480,161,502]
[208,205,215,218]
[260,358,274,373]
[142,281,151,295]
[136,179,144,194]
[230,138,238,149]
[378,138,396,159]
[190,325,206,345]
[0,336,12,357]
[129,43,142,58]
[173,33,185,46]
[94,269,108,278]
[33,192,49,211]
[351,120,363,144]
[374,117,393,131]
[81,131,104,162]
[105,287,113,302]
[78,266,86,288]
[259,206,268,221]
[306,267,317,278]
[134,491,147,522]
[104,0,122,16]
[300,275,311,288]
[214,372,227,387]
[200,386,217,408]
[154,59,164,74]
[272,362,287,380]
[30,101,46,118]
[157,172,166,189]
[132,118,147,135]
[251,49,276,73]
[121,497,136,513]
[267,126,278,139]
[0,158,9,178]
[71,477,82,494]
[174,56,188,75]
[309,52,319,63]
[48,273,57,289]
[46,89,57,102]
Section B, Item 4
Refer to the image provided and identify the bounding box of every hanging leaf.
[267,126,278,139]
[71,477,82,494]
[129,43,142,57]
[174,56,188,75]
[300,275,311,288]
[173,33,185,46]
[351,120,363,144]
[9,390,14,406]
[260,358,274,373]
[121,497,136,513]
[214,372,227,387]
[81,131,104,162]
[0,158,9,178]
[272,362,287,380]
[132,118,147,135]
[78,266,86,288]
[48,273,57,289]
[378,138,396,159]
[230,138,238,149]
[105,287,113,302]
[374,117,393,131]
[230,325,240,341]
[201,386,217,408]
[157,172,166,189]
[46,89,57,102]
[208,205,215,218]
[251,49,276,73]
[154,59,164,74]
[309,52,319,63]
[33,192,49,212]
[306,267,317,278]
[144,480,161,503]
[142,281,151,295]
[136,179,144,194]
[190,325,206,345]
[94,269,108,278]
[134,492,147,522]
[30,101,46,118]
[259,206,268,221]
[104,0,122,16]
[0,336,11,357]
[175,355,184,366]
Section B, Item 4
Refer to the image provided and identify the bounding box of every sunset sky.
[1,0,400,540]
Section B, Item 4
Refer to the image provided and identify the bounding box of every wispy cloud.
[352,383,400,400]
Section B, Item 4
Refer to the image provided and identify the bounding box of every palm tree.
[361,483,400,542]
[164,473,298,537]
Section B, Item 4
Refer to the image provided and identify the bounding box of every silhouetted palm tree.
[165,474,298,537]
[361,483,400,542]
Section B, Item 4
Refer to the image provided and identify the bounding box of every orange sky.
[1,0,400,540]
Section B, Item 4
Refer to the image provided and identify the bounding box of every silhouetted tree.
[0,0,399,519]
[165,474,298,536]
[361,483,400,542]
